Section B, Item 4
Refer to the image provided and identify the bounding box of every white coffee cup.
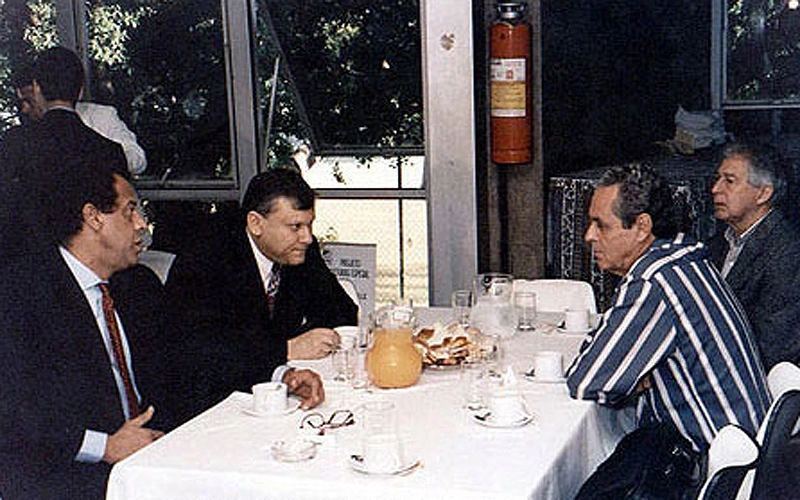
[252,381,288,414]
[533,351,564,381]
[487,391,528,424]
[564,309,590,332]
[335,326,359,350]
[361,433,406,473]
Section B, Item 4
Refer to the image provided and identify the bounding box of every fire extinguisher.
[490,2,532,165]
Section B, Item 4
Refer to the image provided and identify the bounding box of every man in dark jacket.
[164,168,354,418]
[707,142,800,370]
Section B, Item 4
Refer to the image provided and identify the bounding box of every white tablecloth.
[107,309,627,500]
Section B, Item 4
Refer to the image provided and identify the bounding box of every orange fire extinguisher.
[490,2,532,165]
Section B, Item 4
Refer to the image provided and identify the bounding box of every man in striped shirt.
[566,163,770,453]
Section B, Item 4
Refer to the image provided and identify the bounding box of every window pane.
[0,0,59,133]
[726,0,800,102]
[85,0,232,182]
[255,0,423,165]
[302,155,424,190]
[315,199,429,307]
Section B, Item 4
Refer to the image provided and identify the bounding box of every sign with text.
[321,242,377,319]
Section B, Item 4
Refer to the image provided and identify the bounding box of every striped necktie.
[266,264,281,314]
[98,283,140,418]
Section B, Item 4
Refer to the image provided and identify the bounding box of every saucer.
[557,326,593,335]
[524,373,567,384]
[348,455,421,476]
[242,398,301,418]
[271,438,318,462]
[472,411,534,428]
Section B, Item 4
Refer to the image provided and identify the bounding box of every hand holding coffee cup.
[564,309,590,332]
[533,351,564,381]
[252,381,288,415]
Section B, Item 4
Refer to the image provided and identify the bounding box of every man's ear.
[246,211,264,236]
[82,203,102,231]
[635,213,653,240]
[756,184,774,206]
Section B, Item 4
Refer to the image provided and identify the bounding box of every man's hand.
[103,406,164,464]
[283,368,325,410]
[287,328,341,360]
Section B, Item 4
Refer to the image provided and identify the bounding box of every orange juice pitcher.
[366,303,422,388]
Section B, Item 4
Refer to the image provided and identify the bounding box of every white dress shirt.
[246,232,291,383]
[59,247,141,463]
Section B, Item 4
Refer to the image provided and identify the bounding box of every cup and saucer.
[348,434,421,476]
[471,391,534,428]
[557,310,594,335]
[243,381,301,417]
[523,351,566,384]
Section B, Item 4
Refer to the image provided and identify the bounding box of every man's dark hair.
[242,167,315,217]
[46,159,130,245]
[32,47,84,103]
[597,163,688,239]
[721,141,786,204]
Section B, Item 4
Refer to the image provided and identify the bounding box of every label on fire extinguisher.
[490,58,526,118]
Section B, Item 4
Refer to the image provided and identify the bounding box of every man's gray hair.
[597,163,687,239]
[721,142,786,204]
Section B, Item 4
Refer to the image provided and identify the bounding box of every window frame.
[50,0,477,304]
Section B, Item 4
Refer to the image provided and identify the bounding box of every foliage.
[727,0,800,102]
[261,0,423,154]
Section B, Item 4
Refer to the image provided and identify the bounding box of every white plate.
[557,326,593,335]
[524,373,567,384]
[242,398,301,418]
[348,455,421,476]
[471,411,534,428]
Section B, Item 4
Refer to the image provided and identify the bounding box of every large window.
[716,0,800,139]
[253,0,427,305]
[0,0,477,305]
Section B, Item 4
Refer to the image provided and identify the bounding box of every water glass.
[451,289,472,326]
[515,291,537,331]
[330,345,354,382]
[350,346,370,390]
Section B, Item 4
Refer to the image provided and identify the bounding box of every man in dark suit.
[0,161,169,500]
[164,168,355,418]
[0,46,126,261]
[707,142,800,370]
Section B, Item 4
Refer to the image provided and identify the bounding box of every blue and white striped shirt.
[566,235,770,451]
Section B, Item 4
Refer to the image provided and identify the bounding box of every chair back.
[138,249,176,284]
[696,425,759,500]
[338,278,360,311]
[513,279,597,314]
[749,390,800,500]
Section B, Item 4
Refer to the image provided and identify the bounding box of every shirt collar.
[724,209,773,248]
[59,245,104,291]
[246,231,278,285]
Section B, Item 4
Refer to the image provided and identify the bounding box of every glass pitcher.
[469,273,517,339]
[366,302,422,388]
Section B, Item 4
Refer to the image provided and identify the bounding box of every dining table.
[106,308,632,500]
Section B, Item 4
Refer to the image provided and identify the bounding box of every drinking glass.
[514,291,537,331]
[451,289,472,327]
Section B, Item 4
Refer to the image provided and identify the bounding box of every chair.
[513,279,597,314]
[748,389,800,500]
[735,362,800,500]
[338,278,360,311]
[138,249,176,284]
[696,425,759,500]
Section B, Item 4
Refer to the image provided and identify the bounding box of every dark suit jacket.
[0,109,126,261]
[708,210,800,370]
[0,249,169,500]
[164,219,357,419]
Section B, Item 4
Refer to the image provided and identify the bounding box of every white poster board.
[321,242,377,318]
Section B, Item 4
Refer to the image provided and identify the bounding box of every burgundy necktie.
[98,283,140,418]
[266,264,281,314]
